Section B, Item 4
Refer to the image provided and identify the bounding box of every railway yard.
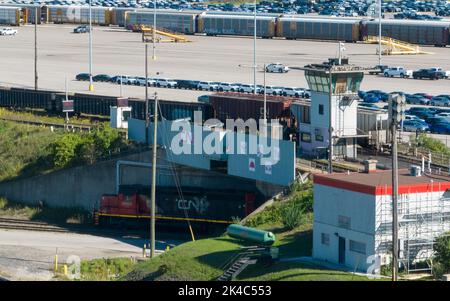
[1,2,450,286]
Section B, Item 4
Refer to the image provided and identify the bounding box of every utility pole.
[388,93,405,282]
[378,0,382,66]
[328,70,333,174]
[153,0,156,60]
[263,63,266,123]
[34,6,38,90]
[253,0,257,94]
[88,0,94,91]
[150,92,158,258]
[145,43,149,145]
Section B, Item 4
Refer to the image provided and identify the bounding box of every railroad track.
[0,217,70,233]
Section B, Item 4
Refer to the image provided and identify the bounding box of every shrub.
[50,133,84,168]
[280,203,305,230]
[433,231,450,279]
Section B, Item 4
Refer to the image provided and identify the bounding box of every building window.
[321,233,330,246]
[350,240,366,255]
[338,215,351,229]
[300,132,311,143]
[315,135,324,142]
[319,104,324,115]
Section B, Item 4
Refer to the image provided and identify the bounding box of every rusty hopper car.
[276,17,360,42]
[197,13,276,38]
[125,10,197,34]
[360,19,450,46]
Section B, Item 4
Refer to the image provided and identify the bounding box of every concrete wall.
[0,149,266,210]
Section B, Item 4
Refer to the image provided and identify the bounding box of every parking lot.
[0,24,449,102]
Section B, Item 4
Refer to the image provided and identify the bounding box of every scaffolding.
[375,180,450,273]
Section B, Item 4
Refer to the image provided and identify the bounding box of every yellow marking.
[97,213,232,224]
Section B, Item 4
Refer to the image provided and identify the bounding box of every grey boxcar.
[0,6,19,25]
[125,10,197,34]
[198,13,276,38]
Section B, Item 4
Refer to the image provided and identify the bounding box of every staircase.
[216,246,267,281]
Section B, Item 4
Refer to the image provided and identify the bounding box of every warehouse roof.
[314,169,450,196]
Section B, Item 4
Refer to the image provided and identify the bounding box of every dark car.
[176,80,200,90]
[406,94,430,105]
[412,69,443,80]
[75,73,90,81]
[92,74,112,82]
[73,25,90,33]
[368,65,389,75]
[430,122,450,134]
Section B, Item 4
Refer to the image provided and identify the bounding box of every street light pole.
[253,0,257,94]
[378,0,382,66]
[153,0,156,60]
[263,63,266,122]
[88,0,94,91]
[150,92,158,258]
[34,6,38,90]
[145,43,149,145]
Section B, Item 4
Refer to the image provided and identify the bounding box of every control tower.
[300,58,367,170]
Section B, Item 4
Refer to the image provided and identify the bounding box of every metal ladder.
[216,246,266,281]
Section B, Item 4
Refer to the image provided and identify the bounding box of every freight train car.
[108,7,135,27]
[0,86,60,109]
[360,19,450,46]
[97,185,261,227]
[197,13,276,38]
[124,10,197,34]
[277,17,360,42]
[44,5,111,25]
[0,6,20,26]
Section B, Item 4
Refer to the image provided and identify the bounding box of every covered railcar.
[276,17,360,42]
[197,13,276,38]
[0,6,20,26]
[124,10,197,34]
[44,5,111,25]
[360,19,450,46]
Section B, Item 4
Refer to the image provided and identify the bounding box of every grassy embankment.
[77,183,374,281]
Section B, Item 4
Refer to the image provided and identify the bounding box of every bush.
[433,231,450,279]
[50,133,84,168]
[280,203,305,230]
[417,134,450,156]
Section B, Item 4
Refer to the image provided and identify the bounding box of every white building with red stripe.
[312,166,450,274]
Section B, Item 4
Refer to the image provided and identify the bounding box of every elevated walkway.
[140,25,190,43]
[364,36,433,55]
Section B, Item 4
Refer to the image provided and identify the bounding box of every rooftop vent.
[410,165,422,177]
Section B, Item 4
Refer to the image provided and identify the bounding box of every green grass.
[0,108,108,126]
[0,197,90,224]
[0,120,61,181]
[79,258,137,281]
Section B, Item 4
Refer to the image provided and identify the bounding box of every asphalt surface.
[0,24,449,102]
[0,229,183,280]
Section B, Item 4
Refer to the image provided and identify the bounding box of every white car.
[405,115,425,123]
[0,27,17,36]
[239,84,257,93]
[155,78,177,88]
[436,112,450,118]
[198,81,219,91]
[383,67,412,78]
[116,76,136,85]
[264,86,284,96]
[282,87,306,98]
[135,77,156,87]
[266,63,289,73]
[429,67,450,79]
[217,82,240,92]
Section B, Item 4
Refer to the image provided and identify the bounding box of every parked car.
[92,74,112,82]
[406,94,430,105]
[155,78,177,88]
[368,65,389,75]
[413,93,433,100]
[175,80,200,90]
[75,73,90,81]
[264,86,283,96]
[430,122,450,134]
[430,96,450,107]
[73,25,90,33]
[134,77,156,86]
[383,67,412,78]
[239,84,257,93]
[198,81,219,91]
[412,69,444,80]
[401,120,429,132]
[266,63,289,73]
[405,115,425,123]
[282,87,305,98]
[114,76,137,85]
[0,27,18,36]
[436,112,450,118]
[363,93,381,103]
[217,82,240,92]
[197,95,209,103]
[429,67,450,79]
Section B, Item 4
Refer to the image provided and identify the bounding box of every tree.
[433,232,450,278]
[51,134,84,168]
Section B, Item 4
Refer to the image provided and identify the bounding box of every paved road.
[0,229,183,280]
[0,24,449,102]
